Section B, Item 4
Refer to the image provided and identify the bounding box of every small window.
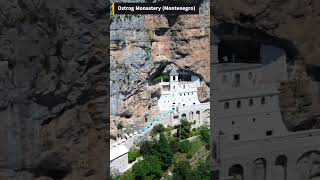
[266,130,273,136]
[183,85,185,89]
[173,86,175,89]
[224,102,229,109]
[193,102,195,105]
[180,94,182,96]
[236,100,241,108]
[261,97,266,104]
[249,99,253,106]
[248,72,253,80]
[173,76,176,80]
[188,93,189,95]
[232,121,235,125]
[222,75,228,82]
[233,134,240,140]
[252,118,256,122]
[183,104,185,106]
[234,73,240,87]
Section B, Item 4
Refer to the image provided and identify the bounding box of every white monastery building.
[211,36,320,180]
[158,69,210,127]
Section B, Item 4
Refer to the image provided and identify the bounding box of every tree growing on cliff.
[177,140,191,153]
[132,155,163,180]
[199,126,210,144]
[128,149,141,163]
[151,124,165,137]
[172,160,192,180]
[176,119,191,140]
[151,133,174,170]
[117,122,123,130]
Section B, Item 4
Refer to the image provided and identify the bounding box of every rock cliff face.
[0,0,108,179]
[213,0,320,131]
[110,0,210,137]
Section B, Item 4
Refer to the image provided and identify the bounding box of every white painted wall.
[158,74,201,112]
[213,60,289,142]
[110,153,129,174]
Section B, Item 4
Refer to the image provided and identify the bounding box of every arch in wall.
[181,113,187,118]
[275,155,287,180]
[196,110,200,124]
[189,111,194,121]
[228,164,244,180]
[296,151,320,180]
[253,158,267,180]
[234,73,240,87]
[224,102,229,109]
[203,109,210,118]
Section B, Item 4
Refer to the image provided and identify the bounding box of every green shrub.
[151,124,165,137]
[128,149,141,163]
[186,153,193,159]
[177,140,191,153]
[199,126,210,144]
[117,122,124,130]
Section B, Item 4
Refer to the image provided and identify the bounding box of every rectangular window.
[236,100,241,108]
[266,130,273,136]
[233,134,240,140]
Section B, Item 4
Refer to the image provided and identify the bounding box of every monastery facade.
[211,37,320,180]
[158,69,210,127]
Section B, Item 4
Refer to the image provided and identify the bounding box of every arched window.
[275,155,287,180]
[224,102,229,109]
[249,99,253,106]
[229,164,243,180]
[261,97,266,105]
[237,100,241,108]
[297,151,320,180]
[253,158,267,180]
[234,73,240,87]
[182,113,187,118]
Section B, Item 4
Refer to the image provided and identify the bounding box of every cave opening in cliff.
[178,73,192,81]
[218,39,261,63]
[214,23,300,64]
